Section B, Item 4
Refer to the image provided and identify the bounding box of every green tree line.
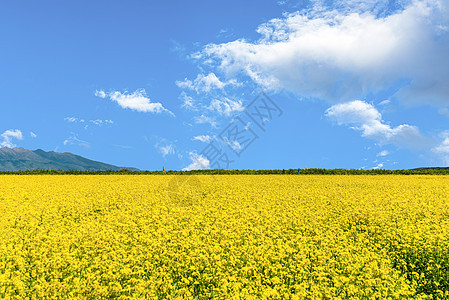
[1,168,449,175]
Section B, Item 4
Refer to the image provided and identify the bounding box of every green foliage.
[389,239,449,297]
[1,168,449,175]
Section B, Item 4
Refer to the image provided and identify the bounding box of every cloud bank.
[325,100,429,149]
[199,0,449,106]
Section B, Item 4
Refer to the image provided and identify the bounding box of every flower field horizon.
[1,175,448,299]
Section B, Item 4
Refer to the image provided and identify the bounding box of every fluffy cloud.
[94,90,107,98]
[373,162,384,169]
[208,97,245,116]
[95,89,174,116]
[180,89,244,120]
[30,132,37,138]
[199,0,449,106]
[183,152,210,171]
[325,100,428,149]
[1,129,23,148]
[176,73,240,93]
[432,131,449,166]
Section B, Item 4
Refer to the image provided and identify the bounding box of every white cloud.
[217,28,235,39]
[1,129,23,148]
[199,0,449,106]
[96,89,174,116]
[153,136,177,158]
[30,132,37,138]
[64,117,79,123]
[158,144,175,157]
[208,97,245,116]
[180,92,199,111]
[183,152,210,171]
[194,115,218,128]
[65,117,113,127]
[176,73,240,93]
[90,119,114,126]
[326,100,380,124]
[94,90,107,99]
[63,135,90,148]
[373,162,384,169]
[180,90,244,118]
[326,100,428,149]
[432,131,449,166]
[222,138,242,151]
[379,100,391,106]
[377,150,390,157]
[193,135,213,143]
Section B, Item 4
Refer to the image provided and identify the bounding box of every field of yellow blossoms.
[1,175,449,299]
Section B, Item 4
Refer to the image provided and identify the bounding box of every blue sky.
[1,0,449,171]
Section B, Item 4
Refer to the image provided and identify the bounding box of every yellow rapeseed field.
[0,175,449,299]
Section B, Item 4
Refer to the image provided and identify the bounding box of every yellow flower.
[0,174,448,298]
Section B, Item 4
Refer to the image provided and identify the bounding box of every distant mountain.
[411,167,449,170]
[0,147,139,171]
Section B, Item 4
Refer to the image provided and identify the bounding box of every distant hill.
[411,167,449,170]
[0,147,139,171]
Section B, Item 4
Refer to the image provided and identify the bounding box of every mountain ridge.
[0,147,139,171]
[411,167,449,170]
